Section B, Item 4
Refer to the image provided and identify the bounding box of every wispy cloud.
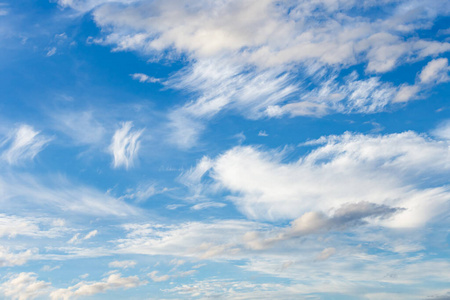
[419,58,450,85]
[108,260,136,269]
[0,173,138,216]
[184,130,450,226]
[53,0,450,148]
[109,122,144,169]
[50,272,147,299]
[1,124,52,165]
[130,73,161,83]
[0,272,50,300]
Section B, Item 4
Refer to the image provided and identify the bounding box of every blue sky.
[0,0,450,299]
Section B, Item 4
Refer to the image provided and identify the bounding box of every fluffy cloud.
[0,246,37,267]
[109,122,144,169]
[183,130,450,227]
[115,220,258,259]
[50,272,147,300]
[0,272,50,300]
[57,0,450,147]
[1,125,52,165]
[419,58,450,84]
[148,270,196,282]
[0,214,67,239]
[108,260,136,269]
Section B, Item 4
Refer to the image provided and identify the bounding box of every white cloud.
[148,270,196,283]
[83,230,98,240]
[258,131,268,137]
[0,3,8,16]
[52,111,106,146]
[109,121,144,169]
[67,233,80,245]
[315,247,336,261]
[50,272,147,299]
[54,0,450,147]
[0,273,50,300]
[41,265,61,272]
[419,58,450,84]
[130,73,160,83]
[1,125,52,165]
[432,119,450,140]
[184,130,450,227]
[148,271,170,282]
[68,230,98,245]
[120,182,168,203]
[0,246,37,267]
[191,202,226,210]
[0,214,67,239]
[46,47,57,57]
[115,220,258,259]
[108,260,136,269]
[0,173,138,216]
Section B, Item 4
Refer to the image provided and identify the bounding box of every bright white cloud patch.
[419,58,450,84]
[1,1,449,299]
[130,73,160,83]
[0,246,37,267]
[109,122,144,169]
[57,0,450,139]
[0,214,67,238]
[50,272,147,299]
[1,125,51,165]
[108,260,136,269]
[0,272,50,300]
[184,130,450,227]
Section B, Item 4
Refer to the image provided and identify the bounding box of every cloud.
[419,58,450,84]
[0,273,50,300]
[184,130,450,227]
[0,173,138,216]
[148,270,196,283]
[0,3,8,16]
[108,260,136,269]
[50,272,147,299]
[258,131,268,137]
[109,121,144,169]
[0,214,67,239]
[119,182,169,203]
[115,220,257,259]
[55,0,450,147]
[432,120,450,140]
[83,230,98,240]
[1,125,52,165]
[243,202,402,250]
[52,111,106,146]
[130,73,160,83]
[68,230,98,244]
[148,271,170,282]
[315,247,336,261]
[46,47,57,57]
[41,265,61,272]
[67,233,81,244]
[0,246,37,267]
[191,202,226,210]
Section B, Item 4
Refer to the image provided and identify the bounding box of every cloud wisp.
[1,124,52,165]
[109,122,144,169]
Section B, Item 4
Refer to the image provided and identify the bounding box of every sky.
[0,0,450,299]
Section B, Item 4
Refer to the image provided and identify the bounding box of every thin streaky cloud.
[1,125,52,165]
[109,121,144,169]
